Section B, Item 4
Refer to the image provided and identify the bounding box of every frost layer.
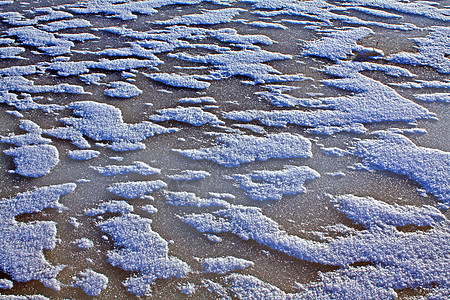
[107,181,167,199]
[91,161,160,176]
[0,184,76,290]
[229,165,320,201]
[164,191,228,207]
[184,197,450,299]
[99,214,190,296]
[225,62,434,132]
[353,132,450,204]
[74,269,108,297]
[46,101,175,150]
[4,145,59,177]
[174,133,312,167]
[202,256,254,275]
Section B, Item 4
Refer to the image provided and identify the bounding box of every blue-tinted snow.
[75,44,162,60]
[225,63,434,130]
[107,181,167,199]
[202,279,230,299]
[209,28,275,47]
[73,238,94,250]
[144,73,210,89]
[170,49,307,84]
[205,234,223,243]
[0,279,13,290]
[336,194,446,227]
[0,0,449,298]
[44,126,90,149]
[225,271,388,299]
[184,202,450,298]
[6,110,23,118]
[225,274,287,299]
[323,61,415,78]
[68,0,204,20]
[174,133,312,167]
[415,93,450,103]
[247,0,419,30]
[352,131,450,204]
[211,62,308,84]
[155,8,245,26]
[98,214,190,296]
[4,145,59,177]
[79,73,106,85]
[57,33,99,42]
[243,0,335,13]
[0,7,73,26]
[122,71,136,79]
[246,21,287,29]
[0,183,75,221]
[202,256,254,275]
[229,165,320,201]
[0,38,14,44]
[1,120,51,146]
[39,19,91,32]
[183,201,449,264]
[334,0,450,22]
[105,81,142,98]
[179,282,196,295]
[47,101,176,150]
[68,149,100,160]
[389,26,450,74]
[91,161,160,176]
[74,269,108,297]
[0,12,34,26]
[108,141,147,152]
[47,58,162,76]
[85,200,134,216]
[0,184,76,290]
[0,46,25,59]
[150,107,224,126]
[325,171,345,178]
[301,27,373,61]
[141,204,158,214]
[68,217,80,229]
[0,296,49,300]
[209,192,235,200]
[348,6,403,19]
[0,92,62,112]
[97,25,199,49]
[391,80,450,89]
[321,147,350,157]
[178,96,216,104]
[6,26,74,56]
[167,170,210,181]
[0,66,38,77]
[0,76,87,95]
[232,124,267,135]
[164,191,229,207]
[255,85,320,108]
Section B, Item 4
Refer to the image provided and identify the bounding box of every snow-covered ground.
[0,0,449,298]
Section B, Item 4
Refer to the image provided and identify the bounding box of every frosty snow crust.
[353,131,450,204]
[0,184,76,290]
[73,269,108,296]
[175,133,312,167]
[183,196,449,299]
[201,256,254,275]
[229,165,320,201]
[0,0,449,298]
[99,214,190,296]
